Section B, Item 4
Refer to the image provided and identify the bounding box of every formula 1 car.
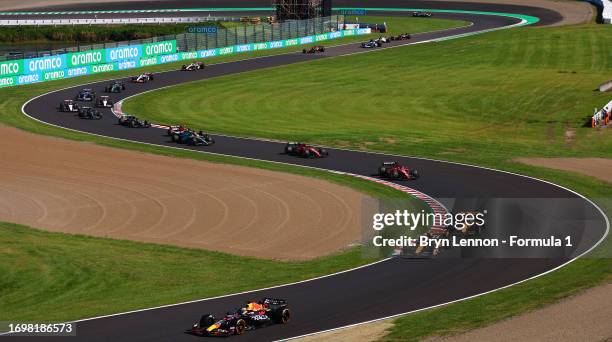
[390,33,411,41]
[302,45,325,54]
[285,142,329,158]
[378,161,419,180]
[377,36,391,44]
[76,88,96,101]
[118,115,151,128]
[130,73,154,83]
[361,39,383,48]
[95,96,114,108]
[167,125,188,136]
[181,62,205,71]
[172,130,215,146]
[188,298,290,337]
[78,107,103,120]
[58,99,80,112]
[412,11,433,17]
[104,81,126,93]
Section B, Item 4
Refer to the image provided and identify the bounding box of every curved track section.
[16,4,608,342]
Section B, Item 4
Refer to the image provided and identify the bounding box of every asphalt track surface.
[10,3,609,342]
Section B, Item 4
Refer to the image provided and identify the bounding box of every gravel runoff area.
[0,126,369,260]
[430,0,593,26]
[432,283,612,341]
[517,157,612,184]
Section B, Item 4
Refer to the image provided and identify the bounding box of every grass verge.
[0,222,371,322]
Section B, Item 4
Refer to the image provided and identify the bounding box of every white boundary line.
[9,9,609,340]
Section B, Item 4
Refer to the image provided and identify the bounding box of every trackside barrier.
[591,99,612,127]
[0,28,371,89]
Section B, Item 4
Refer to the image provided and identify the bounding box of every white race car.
[181,62,205,71]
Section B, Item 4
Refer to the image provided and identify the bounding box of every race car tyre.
[59,104,65,112]
[118,118,123,125]
[235,319,246,335]
[273,308,291,324]
[302,49,307,54]
[321,47,325,52]
[182,65,187,70]
[172,134,179,142]
[391,170,399,179]
[410,169,420,179]
[378,167,386,176]
[319,148,328,157]
[130,120,137,128]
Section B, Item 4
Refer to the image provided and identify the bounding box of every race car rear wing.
[262,298,286,305]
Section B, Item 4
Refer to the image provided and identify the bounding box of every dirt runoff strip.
[516,157,612,184]
[431,0,594,26]
[0,125,369,260]
[430,283,612,341]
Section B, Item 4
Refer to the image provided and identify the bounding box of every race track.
[11,2,609,341]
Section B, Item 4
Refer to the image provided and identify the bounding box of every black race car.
[302,45,325,54]
[413,11,433,17]
[181,62,205,71]
[105,81,126,93]
[391,33,411,41]
[285,142,328,158]
[361,39,383,48]
[59,99,80,112]
[78,107,103,120]
[95,95,114,108]
[188,298,290,337]
[118,115,151,128]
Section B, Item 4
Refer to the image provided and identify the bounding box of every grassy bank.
[0,222,370,322]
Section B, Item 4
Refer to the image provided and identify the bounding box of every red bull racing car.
[285,142,329,158]
[378,161,420,180]
[188,298,290,337]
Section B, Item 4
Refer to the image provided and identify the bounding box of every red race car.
[378,161,420,180]
[285,142,329,158]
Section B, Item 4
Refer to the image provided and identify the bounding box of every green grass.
[124,24,612,164]
[0,222,373,322]
[121,22,612,339]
